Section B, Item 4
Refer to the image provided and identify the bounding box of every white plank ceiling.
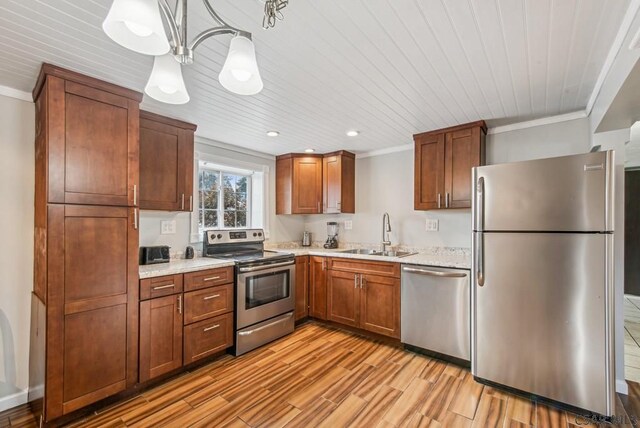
[0,0,631,155]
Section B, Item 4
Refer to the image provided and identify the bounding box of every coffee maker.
[324,222,339,249]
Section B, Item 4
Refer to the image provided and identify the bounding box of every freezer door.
[472,151,613,232]
[472,232,614,415]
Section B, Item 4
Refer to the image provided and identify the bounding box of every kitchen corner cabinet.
[139,111,197,211]
[309,256,328,320]
[327,258,400,339]
[276,153,323,214]
[295,256,309,320]
[33,63,142,208]
[414,120,486,210]
[323,151,355,214]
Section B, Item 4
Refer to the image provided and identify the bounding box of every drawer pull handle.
[204,276,221,281]
[203,294,221,300]
[152,284,175,290]
[204,324,220,332]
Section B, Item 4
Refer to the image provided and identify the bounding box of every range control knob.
[217,234,222,239]
[258,232,263,237]
[209,233,216,240]
[253,232,257,237]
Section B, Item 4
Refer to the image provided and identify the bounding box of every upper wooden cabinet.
[276,151,355,215]
[414,120,486,210]
[139,111,197,211]
[276,153,323,214]
[33,64,142,207]
[323,151,355,214]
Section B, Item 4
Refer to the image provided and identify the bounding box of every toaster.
[140,246,171,265]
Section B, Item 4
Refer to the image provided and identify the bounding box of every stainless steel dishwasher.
[401,265,470,361]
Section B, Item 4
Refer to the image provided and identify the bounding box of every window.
[198,168,251,229]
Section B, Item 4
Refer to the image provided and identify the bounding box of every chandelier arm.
[188,27,246,51]
[157,0,182,48]
[201,0,232,27]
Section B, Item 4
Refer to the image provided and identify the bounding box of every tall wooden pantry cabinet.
[30,64,142,424]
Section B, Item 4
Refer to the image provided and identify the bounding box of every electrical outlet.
[425,218,439,232]
[161,220,176,234]
[344,220,353,230]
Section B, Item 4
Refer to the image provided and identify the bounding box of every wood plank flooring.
[0,321,635,427]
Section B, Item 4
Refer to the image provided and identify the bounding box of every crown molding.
[0,85,32,102]
[586,0,640,115]
[356,144,413,159]
[195,135,275,161]
[487,110,588,135]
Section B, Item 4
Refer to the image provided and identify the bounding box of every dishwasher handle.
[402,266,467,278]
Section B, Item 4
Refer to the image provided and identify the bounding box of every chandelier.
[102,0,287,104]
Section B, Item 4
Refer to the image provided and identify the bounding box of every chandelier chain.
[263,0,288,29]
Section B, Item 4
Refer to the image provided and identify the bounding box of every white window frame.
[191,151,270,243]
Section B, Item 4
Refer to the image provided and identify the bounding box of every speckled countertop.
[139,258,235,279]
[265,243,471,270]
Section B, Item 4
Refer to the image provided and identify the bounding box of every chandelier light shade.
[219,36,264,96]
[102,0,170,56]
[145,54,190,104]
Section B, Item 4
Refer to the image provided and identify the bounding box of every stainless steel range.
[203,229,295,356]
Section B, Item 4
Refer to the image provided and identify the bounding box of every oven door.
[237,260,295,329]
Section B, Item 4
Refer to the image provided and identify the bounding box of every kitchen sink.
[339,249,416,258]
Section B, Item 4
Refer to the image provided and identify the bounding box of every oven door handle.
[238,313,293,336]
[238,260,295,273]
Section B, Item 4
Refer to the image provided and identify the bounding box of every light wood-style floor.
[0,321,633,427]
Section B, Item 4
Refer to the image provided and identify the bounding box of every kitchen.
[1,0,640,427]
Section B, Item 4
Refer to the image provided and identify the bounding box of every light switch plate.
[425,218,439,232]
[344,220,353,230]
[161,220,176,234]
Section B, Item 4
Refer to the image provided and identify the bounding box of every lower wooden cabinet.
[139,294,183,382]
[309,256,328,320]
[184,284,233,325]
[327,270,360,327]
[295,256,309,320]
[325,258,401,339]
[184,312,234,364]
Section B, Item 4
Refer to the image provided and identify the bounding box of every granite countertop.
[139,258,235,279]
[265,245,471,270]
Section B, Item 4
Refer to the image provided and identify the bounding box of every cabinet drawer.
[184,267,234,291]
[328,258,400,278]
[184,284,234,325]
[140,274,183,300]
[184,313,233,364]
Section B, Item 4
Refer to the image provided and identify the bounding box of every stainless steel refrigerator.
[471,151,615,416]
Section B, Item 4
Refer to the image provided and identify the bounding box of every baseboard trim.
[617,378,629,395]
[0,389,28,413]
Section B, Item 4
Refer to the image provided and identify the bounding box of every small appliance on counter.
[302,231,312,247]
[185,246,195,259]
[324,222,339,249]
[139,246,170,265]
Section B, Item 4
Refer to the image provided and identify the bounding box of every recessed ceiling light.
[267,131,279,137]
[346,130,360,137]
[304,148,315,153]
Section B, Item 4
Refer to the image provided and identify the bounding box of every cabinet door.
[327,270,360,327]
[359,274,400,338]
[139,112,195,211]
[292,156,323,214]
[309,256,327,320]
[46,204,138,418]
[295,256,309,321]
[444,127,483,209]
[323,155,342,213]
[414,133,445,210]
[139,295,183,382]
[47,77,139,207]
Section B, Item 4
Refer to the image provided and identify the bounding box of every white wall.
[303,118,591,250]
[0,95,34,410]
[139,138,305,254]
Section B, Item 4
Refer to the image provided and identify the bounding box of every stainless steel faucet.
[382,212,391,253]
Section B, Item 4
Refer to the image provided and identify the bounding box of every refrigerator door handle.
[476,176,485,286]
